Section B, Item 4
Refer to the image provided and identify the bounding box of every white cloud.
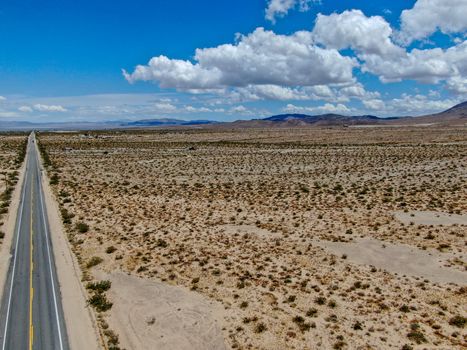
[184,105,213,113]
[398,0,467,45]
[33,104,67,112]
[152,102,177,112]
[124,28,357,90]
[265,0,317,23]
[338,83,380,100]
[18,106,33,112]
[0,96,6,102]
[385,94,460,115]
[228,82,380,103]
[312,10,402,57]
[362,40,467,84]
[284,103,351,114]
[122,5,467,115]
[230,105,248,113]
[362,99,385,111]
[313,9,467,88]
[445,76,467,95]
[232,85,309,101]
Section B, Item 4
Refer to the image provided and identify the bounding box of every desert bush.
[86,256,103,268]
[86,280,111,293]
[88,293,113,312]
[449,315,466,328]
[76,222,89,233]
[106,246,117,254]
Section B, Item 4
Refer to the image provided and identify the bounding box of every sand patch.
[316,238,466,285]
[96,271,227,350]
[395,210,467,226]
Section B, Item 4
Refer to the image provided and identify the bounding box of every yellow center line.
[29,176,34,350]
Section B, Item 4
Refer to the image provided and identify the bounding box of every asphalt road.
[0,133,69,350]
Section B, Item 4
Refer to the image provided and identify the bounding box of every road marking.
[1,138,30,350]
[36,137,65,350]
[29,173,34,350]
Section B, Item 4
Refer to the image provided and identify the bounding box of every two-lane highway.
[0,133,69,349]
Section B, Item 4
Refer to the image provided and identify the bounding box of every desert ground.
[37,126,466,350]
[0,134,27,241]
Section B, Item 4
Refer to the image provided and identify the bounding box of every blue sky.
[0,0,466,122]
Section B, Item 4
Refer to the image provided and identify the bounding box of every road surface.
[0,133,69,350]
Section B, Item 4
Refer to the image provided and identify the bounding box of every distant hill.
[384,101,467,126]
[0,118,218,131]
[124,119,219,127]
[222,101,467,128]
[444,101,467,113]
[264,113,394,126]
[224,113,398,128]
[0,101,465,131]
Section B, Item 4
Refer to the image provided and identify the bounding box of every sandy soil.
[395,210,467,226]
[38,142,102,350]
[315,237,466,285]
[95,271,227,350]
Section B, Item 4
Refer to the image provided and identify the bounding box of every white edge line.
[36,137,65,350]
[1,138,30,350]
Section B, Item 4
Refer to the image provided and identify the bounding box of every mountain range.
[0,101,465,131]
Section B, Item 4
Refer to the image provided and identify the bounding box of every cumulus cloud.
[265,0,317,23]
[385,94,460,115]
[0,96,6,101]
[228,83,380,104]
[230,105,248,113]
[124,1,467,114]
[312,10,402,57]
[124,28,357,90]
[18,106,33,112]
[233,85,308,101]
[312,9,467,88]
[362,40,467,84]
[230,85,334,102]
[337,83,380,100]
[152,102,177,112]
[33,104,67,112]
[362,99,386,111]
[398,0,467,45]
[445,76,467,95]
[284,103,351,114]
[184,105,213,113]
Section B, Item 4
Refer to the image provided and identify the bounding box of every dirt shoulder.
[37,142,102,350]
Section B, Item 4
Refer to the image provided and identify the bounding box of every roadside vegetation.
[0,134,28,242]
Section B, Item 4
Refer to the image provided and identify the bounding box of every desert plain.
[36,126,466,350]
[0,134,26,241]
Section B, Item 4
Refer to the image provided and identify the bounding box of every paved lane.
[0,133,69,350]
